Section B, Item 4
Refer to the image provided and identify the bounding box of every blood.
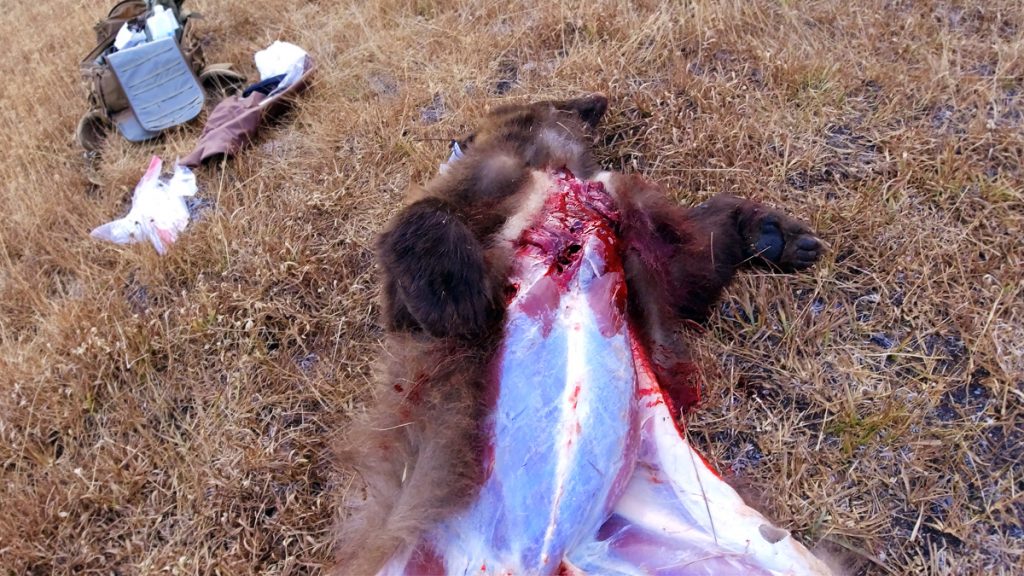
[569,383,581,409]
[586,271,626,337]
[503,282,520,304]
[692,446,723,480]
[469,168,723,568]
[513,170,620,292]
[397,374,429,420]
[660,361,703,415]
[628,333,688,431]
[514,275,560,336]
[509,169,630,350]
[405,540,445,574]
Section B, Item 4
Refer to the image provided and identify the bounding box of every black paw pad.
[788,234,823,269]
[753,219,784,262]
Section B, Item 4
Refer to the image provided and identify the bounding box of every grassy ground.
[1,0,1021,574]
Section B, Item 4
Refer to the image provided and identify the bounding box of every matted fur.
[334,334,495,573]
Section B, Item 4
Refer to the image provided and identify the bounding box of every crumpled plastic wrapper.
[90,156,196,255]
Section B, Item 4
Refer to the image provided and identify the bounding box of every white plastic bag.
[90,156,197,255]
[254,41,308,95]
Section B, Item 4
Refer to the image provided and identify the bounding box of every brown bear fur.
[334,94,823,573]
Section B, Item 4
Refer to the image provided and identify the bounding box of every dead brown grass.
[0,0,1021,574]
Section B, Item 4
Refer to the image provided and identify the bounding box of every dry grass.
[1,0,1022,574]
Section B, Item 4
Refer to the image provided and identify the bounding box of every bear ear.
[553,93,609,128]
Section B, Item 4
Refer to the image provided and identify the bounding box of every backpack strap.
[76,109,112,153]
[198,63,247,97]
[93,1,147,41]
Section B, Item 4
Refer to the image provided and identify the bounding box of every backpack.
[77,0,245,151]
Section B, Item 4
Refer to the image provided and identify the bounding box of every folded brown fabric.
[179,92,267,166]
[180,56,313,167]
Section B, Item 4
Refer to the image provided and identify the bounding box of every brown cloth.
[180,56,313,167]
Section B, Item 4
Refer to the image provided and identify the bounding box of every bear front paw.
[750,214,824,271]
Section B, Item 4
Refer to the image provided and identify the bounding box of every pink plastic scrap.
[382,171,832,575]
[90,155,196,255]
